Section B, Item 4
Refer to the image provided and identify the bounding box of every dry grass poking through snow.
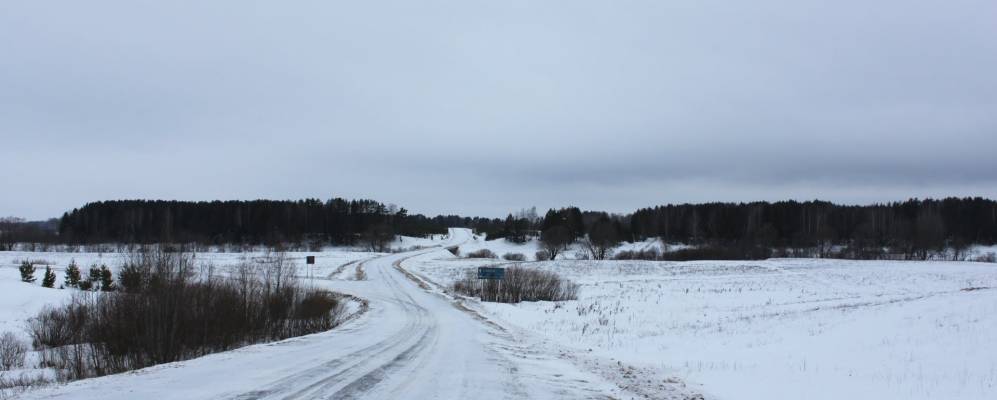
[411,256,997,400]
[452,266,578,303]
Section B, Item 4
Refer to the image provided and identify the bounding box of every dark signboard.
[306,256,315,265]
[477,267,505,280]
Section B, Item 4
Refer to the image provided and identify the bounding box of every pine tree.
[87,265,102,291]
[18,261,36,283]
[64,260,81,288]
[41,266,56,288]
[99,265,115,292]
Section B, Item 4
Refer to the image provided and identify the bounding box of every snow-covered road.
[21,229,623,400]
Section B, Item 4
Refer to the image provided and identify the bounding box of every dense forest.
[450,198,997,261]
[3,197,996,260]
[55,199,449,246]
[628,198,997,258]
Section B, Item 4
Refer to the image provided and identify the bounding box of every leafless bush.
[661,245,771,260]
[29,249,345,381]
[502,253,525,261]
[0,332,27,370]
[613,249,661,260]
[465,249,497,259]
[535,250,551,261]
[452,266,578,303]
[613,245,772,261]
[0,372,52,398]
[974,252,997,263]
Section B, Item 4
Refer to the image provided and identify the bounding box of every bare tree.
[584,218,621,260]
[362,223,394,252]
[0,332,27,370]
[540,226,572,260]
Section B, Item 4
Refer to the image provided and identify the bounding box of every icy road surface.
[20,229,631,400]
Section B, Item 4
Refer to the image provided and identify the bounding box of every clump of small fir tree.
[42,266,56,288]
[19,261,36,283]
[64,260,81,288]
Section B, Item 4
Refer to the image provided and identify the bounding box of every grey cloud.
[2,0,996,219]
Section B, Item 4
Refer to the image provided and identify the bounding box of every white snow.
[408,256,997,400]
[6,230,997,399]
[4,229,647,399]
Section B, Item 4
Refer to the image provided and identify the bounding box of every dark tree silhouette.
[41,266,56,288]
[540,226,573,260]
[585,216,621,260]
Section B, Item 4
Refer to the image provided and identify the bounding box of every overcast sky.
[3,0,996,220]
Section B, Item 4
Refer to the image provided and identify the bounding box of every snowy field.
[0,233,455,340]
[4,232,997,399]
[0,248,378,393]
[407,253,997,400]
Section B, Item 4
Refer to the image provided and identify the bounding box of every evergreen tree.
[41,266,56,288]
[118,263,144,293]
[88,265,102,291]
[18,261,36,283]
[64,259,81,288]
[99,265,115,292]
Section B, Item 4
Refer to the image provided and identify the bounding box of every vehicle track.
[20,229,625,400]
[226,251,439,400]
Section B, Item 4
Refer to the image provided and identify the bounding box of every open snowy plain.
[2,229,995,399]
[407,246,997,400]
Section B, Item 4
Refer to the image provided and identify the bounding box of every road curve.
[21,229,619,400]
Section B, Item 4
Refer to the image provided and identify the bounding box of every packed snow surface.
[5,229,996,399]
[408,255,997,400]
[4,229,653,399]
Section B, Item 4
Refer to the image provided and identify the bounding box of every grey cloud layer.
[2,0,995,219]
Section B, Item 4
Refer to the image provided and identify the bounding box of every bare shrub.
[613,245,771,261]
[452,266,578,303]
[974,252,997,263]
[502,253,525,261]
[29,249,345,381]
[660,245,771,261]
[535,250,551,261]
[0,332,27,370]
[613,249,661,260]
[465,249,497,259]
[0,373,52,398]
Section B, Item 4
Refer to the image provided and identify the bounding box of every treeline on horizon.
[2,197,996,260]
[468,197,997,260]
[50,199,451,246]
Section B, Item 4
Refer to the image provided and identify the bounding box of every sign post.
[477,267,505,280]
[477,267,505,301]
[306,256,315,286]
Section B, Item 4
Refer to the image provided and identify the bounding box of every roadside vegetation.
[26,250,346,381]
[453,266,578,303]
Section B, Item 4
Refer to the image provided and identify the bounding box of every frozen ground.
[6,231,995,399]
[407,255,997,400]
[4,229,669,400]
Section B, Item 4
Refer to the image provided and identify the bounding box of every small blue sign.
[477,267,505,280]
